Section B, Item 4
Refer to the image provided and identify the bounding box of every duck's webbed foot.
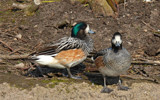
[70,75,82,79]
[101,76,113,93]
[66,68,82,79]
[101,87,113,93]
[117,78,130,91]
[118,85,129,90]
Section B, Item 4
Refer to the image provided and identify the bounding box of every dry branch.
[132,60,160,66]
[0,40,14,52]
[141,20,160,37]
[0,54,29,60]
[85,57,160,66]
[89,0,115,17]
[141,20,157,32]
[12,2,39,15]
[12,3,31,9]
[120,74,156,82]
[71,0,124,17]
[0,54,159,66]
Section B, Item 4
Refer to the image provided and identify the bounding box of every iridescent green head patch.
[71,22,87,37]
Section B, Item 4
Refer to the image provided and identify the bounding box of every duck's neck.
[112,44,122,53]
[86,35,93,48]
[81,35,94,54]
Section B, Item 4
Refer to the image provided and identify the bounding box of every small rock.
[34,25,38,28]
[0,59,3,63]
[144,29,147,32]
[34,0,41,5]
[15,34,22,39]
[126,14,130,17]
[128,42,132,46]
[13,38,18,40]
[14,63,25,69]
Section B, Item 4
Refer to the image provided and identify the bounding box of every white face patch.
[85,25,90,33]
[112,35,122,45]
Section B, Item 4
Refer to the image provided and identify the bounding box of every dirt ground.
[0,0,160,100]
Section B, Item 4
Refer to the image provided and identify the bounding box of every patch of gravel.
[0,82,159,100]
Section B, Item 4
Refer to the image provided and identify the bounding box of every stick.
[124,0,126,11]
[12,3,31,10]
[120,74,156,82]
[85,57,160,66]
[141,20,156,31]
[0,54,29,60]
[0,40,14,52]
[0,53,160,66]
[0,8,13,12]
[141,20,160,36]
[154,33,160,37]
[132,60,160,66]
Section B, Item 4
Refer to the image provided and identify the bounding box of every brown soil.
[0,0,160,99]
[0,82,160,100]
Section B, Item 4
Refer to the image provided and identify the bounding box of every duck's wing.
[31,37,83,57]
[93,47,110,60]
[31,46,58,56]
[52,37,83,51]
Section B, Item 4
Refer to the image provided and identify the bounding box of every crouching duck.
[94,32,131,93]
[30,22,95,79]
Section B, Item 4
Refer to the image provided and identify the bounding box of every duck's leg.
[66,68,81,79]
[101,76,113,93]
[117,76,129,90]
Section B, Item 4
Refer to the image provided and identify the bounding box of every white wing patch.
[35,55,65,69]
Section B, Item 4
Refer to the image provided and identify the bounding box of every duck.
[94,32,131,93]
[30,22,95,79]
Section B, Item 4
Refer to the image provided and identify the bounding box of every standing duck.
[94,32,131,93]
[30,22,95,79]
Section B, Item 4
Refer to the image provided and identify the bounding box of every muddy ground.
[0,0,160,100]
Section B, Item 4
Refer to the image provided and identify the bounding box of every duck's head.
[71,22,95,39]
[111,32,122,50]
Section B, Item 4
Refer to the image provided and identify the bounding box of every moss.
[70,0,87,4]
[19,19,27,25]
[41,0,61,3]
[0,10,22,23]
[154,31,160,34]
[0,72,98,91]
[42,78,69,88]
[42,78,64,83]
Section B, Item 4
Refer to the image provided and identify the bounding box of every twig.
[141,20,160,38]
[0,53,160,66]
[132,60,160,66]
[0,54,29,60]
[120,74,156,82]
[0,8,13,12]
[141,20,158,32]
[9,49,22,55]
[0,40,14,52]
[124,0,126,11]
[85,57,160,66]
[154,33,160,37]
[33,41,43,50]
[12,3,31,10]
